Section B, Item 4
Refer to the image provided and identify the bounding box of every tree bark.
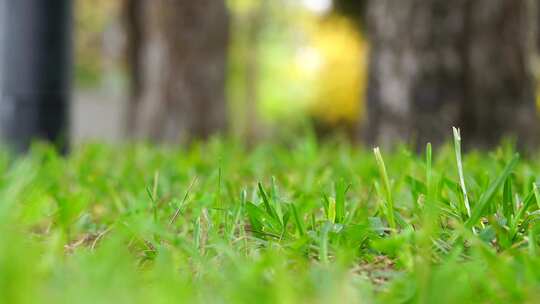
[0,0,72,152]
[124,0,229,143]
[363,0,538,149]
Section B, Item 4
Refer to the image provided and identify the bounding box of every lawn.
[2,132,540,303]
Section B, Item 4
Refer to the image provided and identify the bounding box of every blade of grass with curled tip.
[374,147,396,230]
[453,127,471,218]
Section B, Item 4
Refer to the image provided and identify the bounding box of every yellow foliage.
[227,0,260,16]
[306,16,368,125]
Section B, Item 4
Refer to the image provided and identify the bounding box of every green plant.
[2,136,540,303]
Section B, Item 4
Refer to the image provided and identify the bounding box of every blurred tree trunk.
[363,0,538,149]
[0,0,71,152]
[123,0,229,143]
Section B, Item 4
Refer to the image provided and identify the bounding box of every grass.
[2,134,540,303]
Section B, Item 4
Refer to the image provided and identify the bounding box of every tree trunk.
[363,0,538,149]
[0,0,72,152]
[124,0,229,143]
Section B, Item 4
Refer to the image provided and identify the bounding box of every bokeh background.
[1,0,539,150]
[72,0,367,144]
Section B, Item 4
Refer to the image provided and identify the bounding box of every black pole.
[0,0,72,152]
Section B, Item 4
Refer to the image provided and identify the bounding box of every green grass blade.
[426,142,432,199]
[502,175,513,220]
[466,154,519,229]
[533,183,540,210]
[258,182,279,223]
[290,204,305,236]
[453,127,471,217]
[511,189,536,238]
[319,222,331,263]
[334,180,349,224]
[374,147,396,230]
[271,177,284,223]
